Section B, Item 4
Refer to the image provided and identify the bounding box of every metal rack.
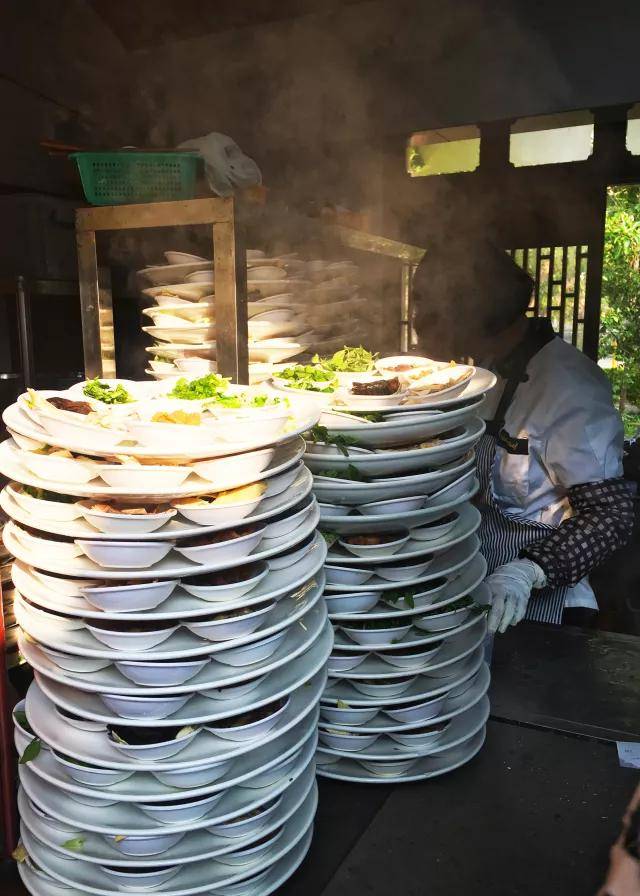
[75,197,425,378]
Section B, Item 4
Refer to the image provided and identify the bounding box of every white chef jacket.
[480,334,625,609]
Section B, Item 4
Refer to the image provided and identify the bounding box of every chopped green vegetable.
[321,530,339,547]
[313,346,378,373]
[169,373,230,400]
[153,354,172,364]
[384,590,416,609]
[19,738,42,764]
[83,378,133,405]
[22,485,75,504]
[308,425,360,456]
[317,464,369,482]
[421,595,474,616]
[336,700,350,709]
[278,365,337,393]
[205,391,287,410]
[62,837,85,852]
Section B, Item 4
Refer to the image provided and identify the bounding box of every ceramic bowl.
[85,620,179,651]
[206,414,288,445]
[381,578,448,611]
[338,532,410,558]
[138,790,223,825]
[263,497,314,539]
[389,720,451,749]
[36,412,124,453]
[340,622,412,647]
[101,866,180,889]
[53,706,105,732]
[31,569,97,597]
[375,556,434,583]
[429,470,475,504]
[215,827,284,866]
[78,502,177,535]
[213,629,288,667]
[383,694,447,724]
[325,566,373,586]
[320,705,379,725]
[77,539,173,569]
[409,512,459,542]
[22,452,96,484]
[205,699,289,742]
[66,791,119,808]
[180,562,269,602]
[175,356,218,374]
[357,495,426,516]
[377,641,443,670]
[173,494,265,527]
[96,464,190,491]
[14,526,82,560]
[324,592,380,615]
[108,725,199,761]
[153,759,234,788]
[414,605,473,632]
[206,796,282,839]
[28,801,81,835]
[192,448,275,488]
[244,751,300,788]
[327,650,368,672]
[54,754,133,787]
[358,758,418,777]
[127,421,217,453]
[267,533,315,570]
[174,526,264,566]
[101,692,190,720]
[81,578,178,613]
[20,601,82,632]
[11,485,82,522]
[105,830,186,856]
[115,658,209,687]
[39,645,111,673]
[183,602,273,642]
[351,676,416,698]
[319,729,378,752]
[201,675,266,701]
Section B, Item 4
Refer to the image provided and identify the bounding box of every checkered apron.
[476,432,568,624]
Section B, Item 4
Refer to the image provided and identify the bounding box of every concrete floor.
[2,623,639,895]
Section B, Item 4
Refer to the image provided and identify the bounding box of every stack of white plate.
[3,382,331,896]
[306,379,494,782]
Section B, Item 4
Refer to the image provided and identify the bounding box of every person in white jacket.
[412,236,634,632]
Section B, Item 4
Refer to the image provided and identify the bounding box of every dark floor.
[2,623,640,896]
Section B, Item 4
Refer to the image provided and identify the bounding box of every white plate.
[304,416,485,477]
[318,478,478,534]
[3,392,321,460]
[311,451,476,505]
[317,397,484,448]
[392,367,497,411]
[139,262,212,286]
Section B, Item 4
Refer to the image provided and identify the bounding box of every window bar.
[573,247,584,346]
[546,246,555,321]
[533,247,542,316]
[559,246,568,341]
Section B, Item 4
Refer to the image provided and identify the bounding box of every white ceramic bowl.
[39,645,111,673]
[389,721,450,748]
[165,251,209,265]
[205,699,289,741]
[105,830,186,856]
[86,620,178,651]
[101,692,191,720]
[263,498,314,539]
[215,827,284,866]
[153,759,234,788]
[409,512,459,542]
[13,526,83,560]
[201,675,266,701]
[22,452,96,484]
[174,526,264,565]
[77,540,173,569]
[358,495,426,516]
[28,801,80,835]
[375,556,433,582]
[139,790,223,825]
[358,758,418,777]
[36,412,125,453]
[20,601,82,632]
[127,421,217,453]
[206,796,282,839]
[31,569,97,597]
[115,658,209,687]
[267,534,315,570]
[244,751,300,788]
[352,677,416,698]
[414,605,473,632]
[183,602,273,642]
[382,578,448,611]
[192,448,275,488]
[180,562,269,602]
[327,651,367,672]
[66,791,118,808]
[173,494,265,527]
[81,579,178,613]
[54,754,133,787]
[150,359,178,373]
[96,464,191,490]
[325,566,373,586]
[324,592,380,615]
[377,641,443,670]
[340,622,412,647]
[53,706,105,732]
[319,729,378,752]
[338,533,410,558]
[175,357,218,374]
[78,502,177,535]
[213,629,288,667]
[101,866,180,889]
[383,694,447,724]
[108,725,199,761]
[11,485,82,521]
[320,705,379,725]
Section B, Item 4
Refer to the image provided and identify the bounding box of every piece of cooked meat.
[47,396,93,415]
[351,377,400,396]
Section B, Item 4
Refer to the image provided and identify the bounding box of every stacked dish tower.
[0,378,330,896]
[141,251,362,382]
[302,357,496,783]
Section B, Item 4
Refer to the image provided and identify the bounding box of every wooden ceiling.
[88,0,364,49]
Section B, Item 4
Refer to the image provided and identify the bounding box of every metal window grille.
[508,245,589,349]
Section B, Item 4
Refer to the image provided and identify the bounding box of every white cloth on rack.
[178,132,262,197]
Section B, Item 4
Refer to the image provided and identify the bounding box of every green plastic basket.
[71,151,200,206]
